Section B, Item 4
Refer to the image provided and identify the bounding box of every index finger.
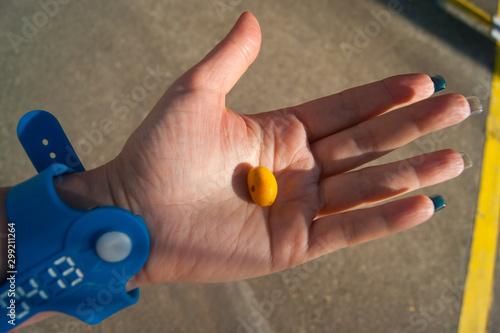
[291,73,438,142]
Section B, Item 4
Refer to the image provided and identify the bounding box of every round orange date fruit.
[247,166,278,207]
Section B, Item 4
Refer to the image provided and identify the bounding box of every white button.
[96,232,132,262]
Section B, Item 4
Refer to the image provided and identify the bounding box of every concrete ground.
[0,0,497,332]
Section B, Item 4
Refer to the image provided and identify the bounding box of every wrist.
[54,161,119,211]
[0,164,149,329]
[53,159,148,290]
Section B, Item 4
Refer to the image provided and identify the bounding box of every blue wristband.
[0,111,150,331]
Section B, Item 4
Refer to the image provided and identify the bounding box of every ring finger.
[318,149,466,216]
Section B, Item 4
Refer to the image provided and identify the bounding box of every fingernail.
[429,195,447,212]
[430,75,447,92]
[459,152,473,170]
[466,96,483,115]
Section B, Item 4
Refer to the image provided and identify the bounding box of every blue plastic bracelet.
[0,111,150,331]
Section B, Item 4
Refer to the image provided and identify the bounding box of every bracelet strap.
[17,110,85,173]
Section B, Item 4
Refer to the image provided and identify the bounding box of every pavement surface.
[0,1,498,332]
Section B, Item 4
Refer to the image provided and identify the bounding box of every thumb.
[179,12,261,95]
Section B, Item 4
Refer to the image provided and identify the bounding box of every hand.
[61,12,472,289]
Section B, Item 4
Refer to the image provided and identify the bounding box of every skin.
[0,12,473,330]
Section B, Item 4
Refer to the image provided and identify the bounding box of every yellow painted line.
[443,0,492,27]
[457,3,500,331]
[439,0,493,38]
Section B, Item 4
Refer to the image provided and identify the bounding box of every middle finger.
[317,149,466,216]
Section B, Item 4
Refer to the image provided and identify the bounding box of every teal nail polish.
[429,195,447,212]
[430,75,447,92]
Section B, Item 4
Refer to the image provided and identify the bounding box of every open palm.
[105,12,470,288]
